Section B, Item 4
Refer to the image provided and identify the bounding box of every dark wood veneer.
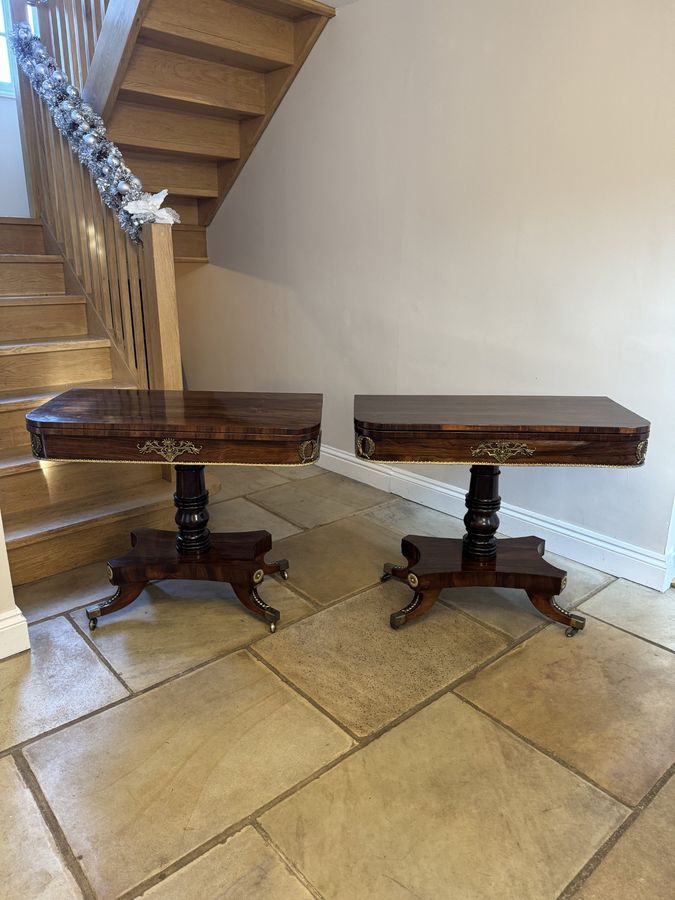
[358,395,650,636]
[28,388,323,466]
[27,389,323,631]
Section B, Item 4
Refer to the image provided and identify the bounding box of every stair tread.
[5,478,175,548]
[242,0,335,18]
[0,295,85,307]
[0,448,43,475]
[0,254,62,264]
[0,217,42,226]
[0,335,110,355]
[0,378,136,411]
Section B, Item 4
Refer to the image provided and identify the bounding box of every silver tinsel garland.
[9,23,179,242]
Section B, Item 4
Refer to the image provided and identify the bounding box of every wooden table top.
[354,395,649,435]
[27,389,323,466]
[28,389,323,437]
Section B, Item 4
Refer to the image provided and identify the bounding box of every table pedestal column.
[381,465,586,636]
[86,465,289,633]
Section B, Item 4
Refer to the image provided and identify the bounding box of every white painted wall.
[176,0,675,585]
[0,94,29,217]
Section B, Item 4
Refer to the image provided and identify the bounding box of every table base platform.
[85,464,289,633]
[380,465,586,637]
[86,528,289,632]
[381,535,586,636]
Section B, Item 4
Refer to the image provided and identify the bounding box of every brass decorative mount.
[136,438,202,463]
[471,440,535,464]
[355,434,376,460]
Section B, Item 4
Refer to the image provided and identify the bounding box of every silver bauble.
[101,165,110,176]
[78,121,91,133]
[83,133,98,147]
[66,85,78,98]
[51,69,66,84]
[70,109,83,123]
[117,181,131,195]
[129,176,142,191]
[34,64,47,77]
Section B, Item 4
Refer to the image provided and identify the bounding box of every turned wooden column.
[463,465,501,558]
[174,465,210,554]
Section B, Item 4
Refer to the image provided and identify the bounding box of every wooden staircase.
[2,0,333,589]
[0,218,177,585]
[86,0,335,263]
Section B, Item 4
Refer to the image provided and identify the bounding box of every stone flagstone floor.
[2,465,675,899]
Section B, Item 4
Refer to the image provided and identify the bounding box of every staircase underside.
[87,0,335,263]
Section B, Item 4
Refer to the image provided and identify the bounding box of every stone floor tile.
[271,515,403,605]
[545,552,614,606]
[257,582,508,735]
[0,756,82,899]
[457,618,675,805]
[0,617,127,751]
[267,465,324,480]
[250,472,389,529]
[14,561,112,623]
[261,693,628,900]
[74,579,314,691]
[362,497,467,539]
[580,579,675,651]
[138,826,312,899]
[211,466,288,500]
[575,771,675,899]
[25,651,352,898]
[207,497,301,541]
[447,556,613,639]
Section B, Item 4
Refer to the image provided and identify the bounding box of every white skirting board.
[319,445,674,592]
[0,607,30,659]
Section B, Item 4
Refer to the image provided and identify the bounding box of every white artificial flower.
[123,189,181,225]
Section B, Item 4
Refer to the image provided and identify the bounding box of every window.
[0,1,41,98]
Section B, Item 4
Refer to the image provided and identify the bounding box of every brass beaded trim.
[355,459,644,469]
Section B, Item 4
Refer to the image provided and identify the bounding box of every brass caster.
[274,559,290,580]
[88,617,98,632]
[565,614,586,637]
[390,611,406,630]
[269,621,277,634]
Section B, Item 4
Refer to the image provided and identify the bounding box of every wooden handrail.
[82,0,150,120]
[9,0,183,393]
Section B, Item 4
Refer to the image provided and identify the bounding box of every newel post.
[141,223,183,391]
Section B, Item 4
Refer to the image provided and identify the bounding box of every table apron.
[354,429,647,467]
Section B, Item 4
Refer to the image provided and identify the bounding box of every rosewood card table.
[27,389,323,632]
[354,395,650,636]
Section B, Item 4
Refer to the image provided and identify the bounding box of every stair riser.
[0,348,112,390]
[122,45,266,118]
[0,407,35,451]
[0,462,162,516]
[0,224,45,255]
[172,227,208,259]
[8,504,173,585]
[0,262,65,296]
[0,304,87,340]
